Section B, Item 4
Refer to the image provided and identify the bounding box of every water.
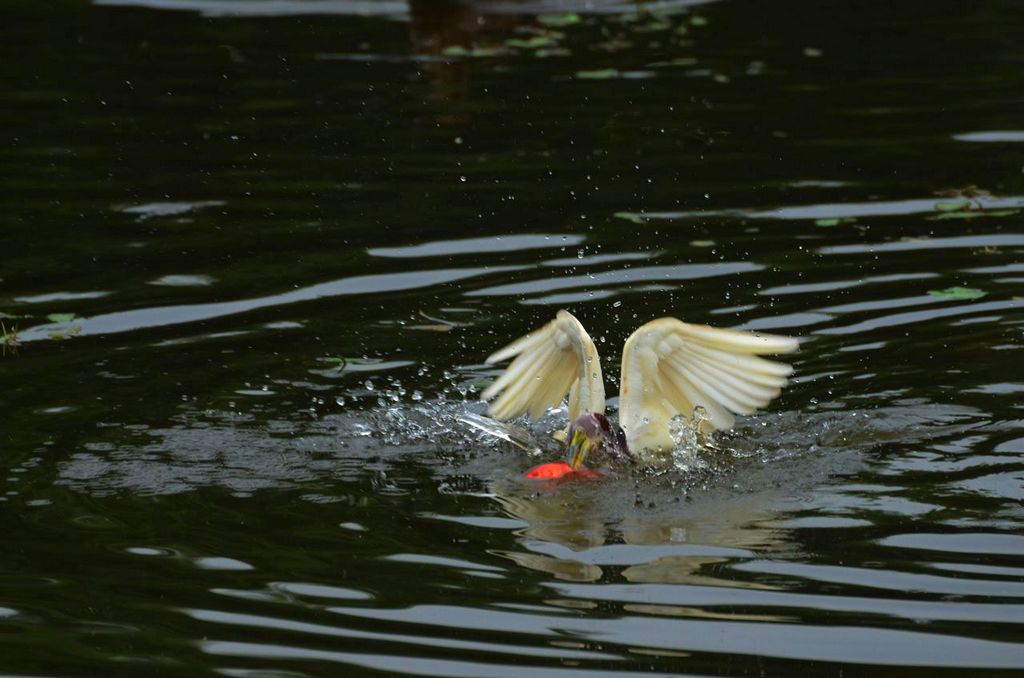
[3,0,1023,674]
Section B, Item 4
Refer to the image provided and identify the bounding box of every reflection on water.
[3,0,1024,674]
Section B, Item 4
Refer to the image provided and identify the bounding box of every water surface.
[2,0,1023,675]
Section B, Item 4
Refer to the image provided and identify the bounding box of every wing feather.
[679,341,794,380]
[483,341,554,416]
[619,318,798,457]
[673,349,783,402]
[483,310,605,423]
[668,355,770,411]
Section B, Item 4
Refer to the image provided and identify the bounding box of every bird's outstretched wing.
[482,310,605,421]
[619,318,798,454]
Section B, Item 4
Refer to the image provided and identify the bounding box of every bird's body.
[482,310,799,467]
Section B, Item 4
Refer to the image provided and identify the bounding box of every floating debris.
[815,217,857,227]
[48,326,82,341]
[537,13,580,28]
[442,45,506,58]
[576,68,621,80]
[506,36,558,50]
[1,321,20,356]
[928,287,988,301]
[614,211,647,223]
[935,199,972,212]
[931,209,1019,221]
[535,48,571,58]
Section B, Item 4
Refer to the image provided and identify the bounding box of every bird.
[481,310,799,468]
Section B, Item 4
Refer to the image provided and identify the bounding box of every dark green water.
[3,0,1024,675]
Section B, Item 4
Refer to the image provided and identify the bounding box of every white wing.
[619,318,798,455]
[482,310,605,421]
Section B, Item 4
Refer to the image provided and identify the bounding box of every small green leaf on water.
[49,325,82,340]
[576,68,620,80]
[690,240,716,247]
[537,13,580,27]
[443,45,504,58]
[931,208,1019,221]
[614,211,646,223]
[815,217,856,227]
[46,313,78,323]
[506,36,557,49]
[935,199,970,212]
[535,48,571,58]
[690,15,708,26]
[928,287,987,301]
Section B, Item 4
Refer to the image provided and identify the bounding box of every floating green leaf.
[46,313,78,323]
[689,15,708,26]
[535,48,571,58]
[442,45,505,58]
[49,325,82,340]
[815,217,856,227]
[931,208,1019,221]
[928,287,987,300]
[506,36,557,49]
[935,199,970,212]
[537,13,580,27]
[576,68,620,80]
[614,211,646,223]
[690,240,716,247]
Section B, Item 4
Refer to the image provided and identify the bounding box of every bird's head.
[565,413,614,469]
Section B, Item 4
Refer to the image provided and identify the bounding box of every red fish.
[524,462,603,481]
